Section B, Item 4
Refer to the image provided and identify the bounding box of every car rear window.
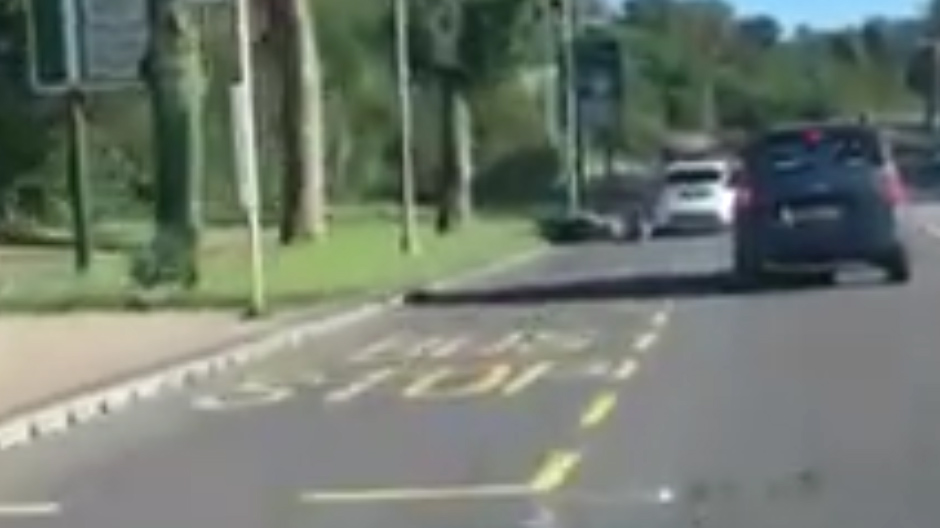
[665,169,722,185]
[750,127,884,176]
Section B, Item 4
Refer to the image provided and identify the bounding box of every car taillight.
[734,186,754,210]
[731,169,753,210]
[880,165,907,206]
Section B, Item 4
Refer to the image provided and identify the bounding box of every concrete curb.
[0,245,547,452]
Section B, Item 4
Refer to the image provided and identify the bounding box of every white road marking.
[426,337,471,359]
[651,310,670,328]
[324,368,396,404]
[632,332,659,353]
[502,362,554,396]
[0,502,62,517]
[480,332,527,356]
[300,484,534,503]
[350,334,406,363]
[614,359,638,381]
[192,382,294,411]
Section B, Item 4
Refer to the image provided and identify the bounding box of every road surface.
[4,207,940,528]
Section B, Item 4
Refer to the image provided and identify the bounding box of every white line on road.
[632,332,659,353]
[324,368,396,404]
[480,332,527,356]
[350,334,405,363]
[0,502,62,517]
[614,359,638,381]
[426,337,471,359]
[300,484,534,504]
[651,310,670,328]
[502,361,554,396]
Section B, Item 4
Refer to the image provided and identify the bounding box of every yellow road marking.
[0,503,61,517]
[502,361,554,396]
[579,392,618,429]
[324,368,396,404]
[299,484,533,504]
[614,358,638,381]
[530,451,583,492]
[403,364,514,399]
[632,332,658,353]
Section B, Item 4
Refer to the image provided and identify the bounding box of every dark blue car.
[733,122,911,285]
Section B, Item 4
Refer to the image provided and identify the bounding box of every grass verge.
[0,212,540,313]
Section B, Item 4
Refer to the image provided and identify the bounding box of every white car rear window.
[665,169,723,185]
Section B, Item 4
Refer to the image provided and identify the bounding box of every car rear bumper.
[737,228,902,268]
[658,210,730,231]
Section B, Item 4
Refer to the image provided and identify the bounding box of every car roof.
[664,159,734,172]
[758,120,882,139]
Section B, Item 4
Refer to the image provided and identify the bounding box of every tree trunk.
[435,72,459,234]
[135,0,207,289]
[268,0,327,245]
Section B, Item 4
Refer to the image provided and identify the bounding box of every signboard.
[574,36,622,132]
[26,0,149,93]
[78,0,149,86]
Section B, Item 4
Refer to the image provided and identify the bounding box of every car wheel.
[883,250,911,284]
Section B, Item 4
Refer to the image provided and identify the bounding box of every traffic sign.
[78,0,149,86]
[26,0,149,93]
[574,36,622,131]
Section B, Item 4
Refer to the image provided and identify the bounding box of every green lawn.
[0,212,541,312]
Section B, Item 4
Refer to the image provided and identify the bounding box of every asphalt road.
[5,207,940,528]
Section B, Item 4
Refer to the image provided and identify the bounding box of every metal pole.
[66,89,92,273]
[63,0,91,273]
[560,0,579,214]
[233,0,265,316]
[394,0,420,255]
[932,41,940,133]
[541,0,558,145]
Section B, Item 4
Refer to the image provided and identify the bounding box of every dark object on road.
[734,122,912,287]
[537,212,624,244]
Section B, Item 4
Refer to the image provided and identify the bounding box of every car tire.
[883,250,911,284]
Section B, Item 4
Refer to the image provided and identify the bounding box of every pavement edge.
[0,246,547,452]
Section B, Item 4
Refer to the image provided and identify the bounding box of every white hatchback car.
[654,159,738,233]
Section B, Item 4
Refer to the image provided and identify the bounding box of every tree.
[132,0,208,289]
[736,15,780,50]
[0,0,55,225]
[265,0,327,245]
[906,43,938,129]
[410,0,542,233]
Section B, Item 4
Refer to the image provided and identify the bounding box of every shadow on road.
[403,270,833,307]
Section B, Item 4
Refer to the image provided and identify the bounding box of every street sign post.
[575,36,622,133]
[574,35,622,180]
[26,0,149,93]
